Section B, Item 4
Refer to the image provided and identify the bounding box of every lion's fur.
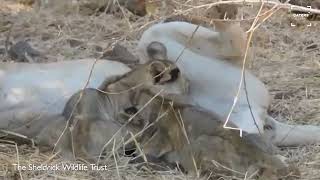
[125,92,299,179]
[35,60,188,160]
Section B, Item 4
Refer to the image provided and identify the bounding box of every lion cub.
[35,60,188,161]
[127,92,300,179]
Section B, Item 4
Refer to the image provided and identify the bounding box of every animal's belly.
[0,60,131,128]
[194,95,266,134]
[174,52,269,133]
[187,78,267,134]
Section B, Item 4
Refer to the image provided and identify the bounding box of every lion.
[121,91,300,179]
[137,23,320,146]
[34,59,188,161]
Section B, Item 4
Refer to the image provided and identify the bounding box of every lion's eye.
[124,106,138,115]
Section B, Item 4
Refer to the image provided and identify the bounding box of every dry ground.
[0,0,319,179]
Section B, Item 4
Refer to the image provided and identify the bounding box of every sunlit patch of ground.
[0,0,33,14]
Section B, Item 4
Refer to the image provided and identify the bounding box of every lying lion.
[137,21,320,146]
[124,91,300,179]
[2,20,319,148]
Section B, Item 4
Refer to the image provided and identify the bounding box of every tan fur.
[163,15,247,64]
[205,3,238,20]
[126,92,300,179]
[35,60,188,160]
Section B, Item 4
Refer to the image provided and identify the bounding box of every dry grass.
[0,0,320,179]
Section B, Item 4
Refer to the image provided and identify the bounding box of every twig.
[0,130,29,140]
[97,89,164,164]
[129,132,147,163]
[175,108,200,178]
[175,25,200,63]
[124,106,170,146]
[14,142,23,180]
[112,138,121,180]
[223,0,272,136]
[52,59,99,154]
[115,0,132,29]
[211,159,245,176]
[4,23,13,57]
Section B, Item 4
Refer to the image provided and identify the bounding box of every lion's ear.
[147,41,168,60]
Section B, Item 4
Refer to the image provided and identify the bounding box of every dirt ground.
[0,0,319,179]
